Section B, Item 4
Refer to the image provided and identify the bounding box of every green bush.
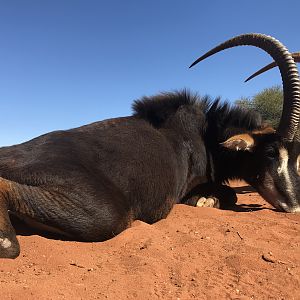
[235,86,283,128]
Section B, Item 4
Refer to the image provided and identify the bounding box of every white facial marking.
[297,155,300,173]
[277,148,289,175]
[277,148,297,207]
[0,238,12,249]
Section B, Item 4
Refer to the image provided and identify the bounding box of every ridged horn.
[189,34,300,142]
[245,52,300,82]
[294,128,300,142]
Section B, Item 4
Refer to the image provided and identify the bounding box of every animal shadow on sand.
[229,185,276,213]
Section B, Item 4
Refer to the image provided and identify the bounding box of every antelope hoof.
[196,197,220,208]
[0,233,20,259]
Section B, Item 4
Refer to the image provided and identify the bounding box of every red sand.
[0,182,299,299]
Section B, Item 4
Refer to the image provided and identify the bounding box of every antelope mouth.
[254,174,300,213]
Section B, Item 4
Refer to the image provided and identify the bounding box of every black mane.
[132,90,262,133]
[132,90,199,127]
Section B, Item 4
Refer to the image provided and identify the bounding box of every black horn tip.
[244,75,254,83]
[189,60,200,68]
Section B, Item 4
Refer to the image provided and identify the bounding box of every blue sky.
[0,0,299,146]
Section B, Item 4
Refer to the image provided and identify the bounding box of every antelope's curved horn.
[245,52,300,82]
[189,34,300,142]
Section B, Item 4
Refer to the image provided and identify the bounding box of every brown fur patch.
[0,178,35,218]
[0,178,12,195]
[0,178,14,232]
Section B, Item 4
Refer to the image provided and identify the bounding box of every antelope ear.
[252,126,276,135]
[221,134,255,151]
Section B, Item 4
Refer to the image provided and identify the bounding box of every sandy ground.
[0,182,299,300]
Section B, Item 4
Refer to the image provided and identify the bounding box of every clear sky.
[0,0,299,146]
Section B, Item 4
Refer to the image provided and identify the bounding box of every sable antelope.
[0,33,299,259]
